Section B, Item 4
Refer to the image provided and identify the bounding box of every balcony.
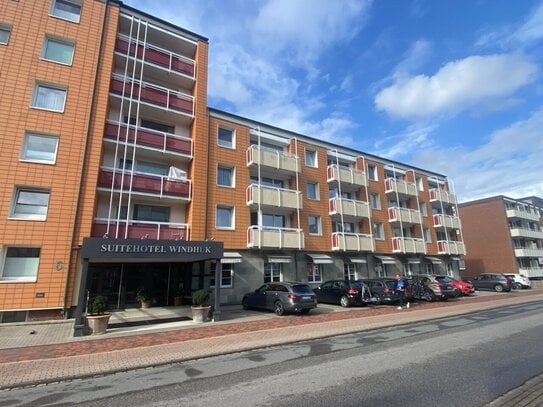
[392,237,426,253]
[110,75,194,118]
[388,207,422,224]
[514,247,543,257]
[246,145,299,174]
[246,184,302,210]
[331,232,373,252]
[518,267,543,278]
[327,164,367,189]
[247,226,304,249]
[329,198,370,219]
[510,227,543,239]
[506,208,541,222]
[104,121,192,158]
[384,178,418,197]
[98,168,191,200]
[92,219,189,240]
[429,188,457,205]
[437,240,466,255]
[433,214,461,229]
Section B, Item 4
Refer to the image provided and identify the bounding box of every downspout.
[62,0,111,317]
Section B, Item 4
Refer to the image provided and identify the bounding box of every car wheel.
[494,284,504,292]
[300,308,310,314]
[514,282,522,289]
[274,301,285,316]
[424,290,434,302]
[242,297,249,310]
[340,295,350,308]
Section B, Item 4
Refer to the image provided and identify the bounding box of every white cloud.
[374,54,538,120]
[512,1,543,44]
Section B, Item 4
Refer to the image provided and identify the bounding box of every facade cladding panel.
[0,0,466,322]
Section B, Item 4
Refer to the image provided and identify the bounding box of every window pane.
[305,150,316,166]
[133,205,170,222]
[0,27,10,44]
[14,190,50,216]
[44,38,74,64]
[22,133,58,163]
[136,161,167,175]
[217,207,232,228]
[34,85,66,111]
[307,182,316,199]
[218,167,232,186]
[2,247,40,279]
[218,127,233,148]
[52,0,81,22]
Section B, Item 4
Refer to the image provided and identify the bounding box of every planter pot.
[174,296,183,306]
[140,300,152,309]
[191,305,211,323]
[86,314,111,335]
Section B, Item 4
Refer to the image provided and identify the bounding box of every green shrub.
[136,289,151,303]
[191,289,210,306]
[87,295,108,315]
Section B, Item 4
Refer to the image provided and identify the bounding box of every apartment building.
[0,0,465,325]
[458,196,543,278]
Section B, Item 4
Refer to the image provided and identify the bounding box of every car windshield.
[292,284,313,294]
[384,280,396,289]
[350,281,365,290]
[436,276,453,283]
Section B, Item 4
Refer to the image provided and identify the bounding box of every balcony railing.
[331,232,373,252]
[384,178,418,197]
[433,214,461,229]
[98,168,191,200]
[246,145,299,174]
[429,188,457,205]
[514,247,543,257]
[110,75,194,116]
[329,198,370,218]
[518,267,543,278]
[509,227,543,239]
[437,240,466,255]
[247,226,304,249]
[388,207,422,224]
[327,164,367,188]
[506,208,541,222]
[92,219,189,240]
[115,36,195,78]
[246,184,302,210]
[392,237,426,253]
[104,121,192,157]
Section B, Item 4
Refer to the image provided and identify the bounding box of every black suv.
[313,280,371,307]
[466,273,513,292]
[242,282,317,315]
[361,278,413,305]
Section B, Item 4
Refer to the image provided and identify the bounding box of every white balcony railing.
[514,248,543,257]
[247,226,304,249]
[331,232,374,252]
[506,208,541,222]
[510,227,543,240]
[429,188,457,205]
[329,198,370,218]
[433,214,461,229]
[246,145,300,174]
[392,237,426,253]
[326,164,367,188]
[437,240,466,255]
[384,178,418,197]
[246,184,302,210]
[388,207,422,224]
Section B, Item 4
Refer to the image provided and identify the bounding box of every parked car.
[434,275,475,296]
[503,273,531,289]
[242,282,317,315]
[313,280,371,307]
[361,278,413,305]
[466,273,513,292]
[411,274,457,301]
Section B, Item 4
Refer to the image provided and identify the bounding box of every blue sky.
[125,0,543,203]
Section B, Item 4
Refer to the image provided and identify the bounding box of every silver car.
[242,282,317,316]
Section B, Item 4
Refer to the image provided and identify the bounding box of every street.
[2,301,543,406]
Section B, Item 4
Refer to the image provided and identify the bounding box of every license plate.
[302,296,312,300]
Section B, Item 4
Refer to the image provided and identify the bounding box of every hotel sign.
[81,237,223,262]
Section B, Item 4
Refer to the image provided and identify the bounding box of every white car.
[503,273,531,289]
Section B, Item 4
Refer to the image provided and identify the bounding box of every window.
[216,206,234,229]
[419,202,427,216]
[218,127,234,148]
[252,177,284,188]
[307,263,322,283]
[217,165,234,187]
[32,83,67,112]
[305,149,317,167]
[0,25,11,45]
[423,228,432,243]
[51,0,82,23]
[368,165,377,181]
[261,213,285,228]
[1,247,40,281]
[370,193,381,210]
[42,36,75,65]
[373,222,384,240]
[416,176,424,191]
[264,263,282,283]
[344,263,356,280]
[11,188,50,220]
[333,221,355,233]
[21,133,59,164]
[133,204,170,222]
[308,215,321,235]
[306,182,319,200]
[210,263,233,288]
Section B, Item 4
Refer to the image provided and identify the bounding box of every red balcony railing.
[92,220,189,240]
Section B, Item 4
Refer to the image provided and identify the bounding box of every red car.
[435,275,474,296]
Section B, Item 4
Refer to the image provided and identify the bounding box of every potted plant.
[136,288,152,309]
[191,288,211,323]
[86,295,110,335]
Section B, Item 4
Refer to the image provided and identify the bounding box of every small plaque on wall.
[35,293,45,298]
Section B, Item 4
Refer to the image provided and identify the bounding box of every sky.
[124,0,543,203]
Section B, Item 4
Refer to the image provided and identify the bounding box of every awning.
[267,255,292,263]
[425,256,443,264]
[407,258,421,264]
[221,252,243,264]
[307,253,334,264]
[374,255,396,264]
[348,257,367,264]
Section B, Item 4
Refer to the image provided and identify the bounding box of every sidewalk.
[1,290,543,406]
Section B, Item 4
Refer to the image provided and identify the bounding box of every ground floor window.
[307,263,322,283]
[344,263,356,280]
[1,247,40,281]
[264,262,282,283]
[210,263,233,288]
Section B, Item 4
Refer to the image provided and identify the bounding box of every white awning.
[348,257,367,264]
[307,253,334,264]
[267,255,292,263]
[374,255,396,264]
[221,252,243,264]
[408,258,421,264]
[425,256,443,264]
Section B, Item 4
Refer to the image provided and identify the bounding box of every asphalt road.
[2,301,543,407]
